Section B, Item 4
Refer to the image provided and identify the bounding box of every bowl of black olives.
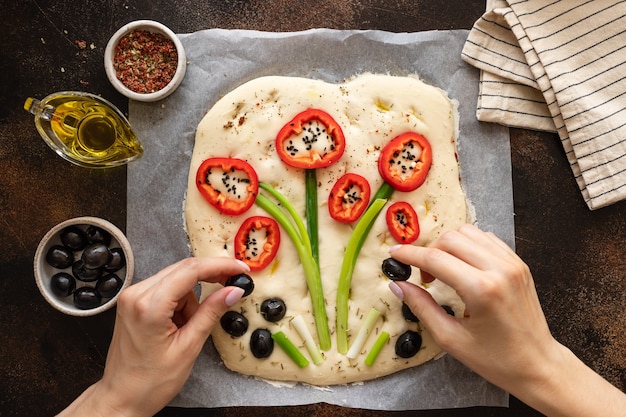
[34,217,134,316]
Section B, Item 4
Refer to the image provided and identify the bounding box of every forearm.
[508,342,626,417]
[56,380,142,417]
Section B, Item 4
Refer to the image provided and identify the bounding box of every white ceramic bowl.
[104,20,186,102]
[34,217,134,316]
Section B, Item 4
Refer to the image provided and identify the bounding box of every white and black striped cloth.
[462,0,626,210]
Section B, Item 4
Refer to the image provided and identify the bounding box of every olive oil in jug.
[24,91,143,168]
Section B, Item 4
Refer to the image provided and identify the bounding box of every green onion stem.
[364,331,390,366]
[259,182,312,253]
[305,169,319,265]
[346,307,381,359]
[335,198,388,354]
[255,186,331,351]
[371,181,395,202]
[335,181,395,354]
[272,331,310,368]
[292,315,325,365]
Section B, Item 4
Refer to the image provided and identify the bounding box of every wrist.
[57,380,143,417]
[508,341,626,417]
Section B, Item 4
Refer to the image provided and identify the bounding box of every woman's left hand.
[58,257,248,417]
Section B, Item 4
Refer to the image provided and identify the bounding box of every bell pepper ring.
[196,157,259,216]
[276,108,346,169]
[234,216,281,271]
[386,201,420,244]
[378,132,432,192]
[328,173,371,223]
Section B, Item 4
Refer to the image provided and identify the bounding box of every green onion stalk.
[272,331,310,368]
[256,182,331,351]
[365,331,390,366]
[336,181,395,354]
[305,169,319,265]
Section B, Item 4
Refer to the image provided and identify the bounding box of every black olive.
[73,287,102,310]
[81,243,112,269]
[85,225,111,246]
[72,260,103,282]
[60,226,87,251]
[50,272,76,297]
[382,258,412,281]
[96,274,123,298]
[250,328,274,358]
[45,245,74,269]
[441,305,455,316]
[224,273,254,297]
[402,302,419,323]
[104,248,126,272]
[395,330,422,358]
[220,311,248,337]
[260,297,287,322]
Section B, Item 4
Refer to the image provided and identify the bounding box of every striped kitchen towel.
[462,0,626,210]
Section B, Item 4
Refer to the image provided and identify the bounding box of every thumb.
[179,286,245,349]
[390,281,459,352]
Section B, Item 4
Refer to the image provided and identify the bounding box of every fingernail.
[225,287,245,306]
[235,259,251,272]
[388,282,405,300]
[389,244,402,253]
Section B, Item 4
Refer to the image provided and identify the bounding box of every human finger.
[173,290,201,328]
[152,257,249,305]
[177,286,245,351]
[389,281,463,351]
[389,243,481,295]
[456,224,516,262]
[427,225,510,273]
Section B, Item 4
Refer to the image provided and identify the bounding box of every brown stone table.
[1,1,623,416]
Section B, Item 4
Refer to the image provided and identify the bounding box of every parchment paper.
[127,28,512,411]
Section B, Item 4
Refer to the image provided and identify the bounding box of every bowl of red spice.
[105,20,186,102]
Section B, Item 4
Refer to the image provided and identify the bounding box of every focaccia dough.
[185,74,471,385]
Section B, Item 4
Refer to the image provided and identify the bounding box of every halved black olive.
[395,330,422,358]
[402,302,419,323]
[224,273,254,297]
[382,258,412,281]
[260,297,287,322]
[250,328,274,358]
[220,311,248,337]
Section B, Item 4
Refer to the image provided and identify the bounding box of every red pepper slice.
[378,132,432,192]
[276,108,346,169]
[234,216,281,271]
[385,201,420,244]
[196,157,259,216]
[328,173,371,223]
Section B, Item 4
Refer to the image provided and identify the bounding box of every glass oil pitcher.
[24,91,143,168]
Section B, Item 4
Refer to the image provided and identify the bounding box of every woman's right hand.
[388,224,626,417]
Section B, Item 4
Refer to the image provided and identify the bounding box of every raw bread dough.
[185,74,471,385]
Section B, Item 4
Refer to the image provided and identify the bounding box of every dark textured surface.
[1,1,624,416]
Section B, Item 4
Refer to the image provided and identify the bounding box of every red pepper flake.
[113,29,178,94]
